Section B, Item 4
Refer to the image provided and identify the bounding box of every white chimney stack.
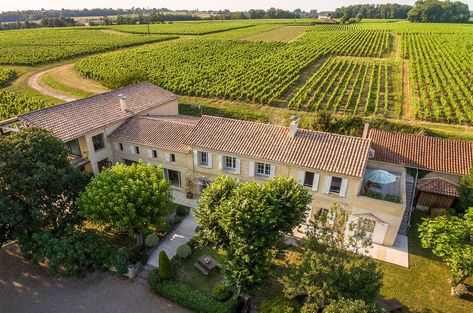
[288,115,299,138]
[119,94,128,112]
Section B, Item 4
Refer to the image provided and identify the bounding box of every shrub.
[212,284,233,302]
[259,297,297,313]
[145,233,160,248]
[176,244,192,259]
[114,247,128,275]
[383,193,401,203]
[364,189,382,200]
[148,270,237,313]
[158,251,173,279]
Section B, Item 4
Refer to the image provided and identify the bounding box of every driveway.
[0,244,192,313]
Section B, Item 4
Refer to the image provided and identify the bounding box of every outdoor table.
[198,255,219,270]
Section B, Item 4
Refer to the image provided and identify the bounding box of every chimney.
[362,123,370,139]
[119,94,128,112]
[288,115,299,138]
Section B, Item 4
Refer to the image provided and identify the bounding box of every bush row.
[148,269,237,313]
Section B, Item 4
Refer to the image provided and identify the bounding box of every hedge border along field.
[0,68,16,87]
[0,90,49,120]
[288,57,397,117]
[107,21,255,35]
[75,26,391,105]
[402,32,473,124]
[0,28,177,66]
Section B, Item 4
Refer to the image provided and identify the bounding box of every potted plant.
[185,174,194,199]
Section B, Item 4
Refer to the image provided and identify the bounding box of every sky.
[0,1,447,13]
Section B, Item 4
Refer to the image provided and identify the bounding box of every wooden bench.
[194,262,209,275]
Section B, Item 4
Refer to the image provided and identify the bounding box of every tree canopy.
[333,3,413,19]
[195,175,311,291]
[0,128,88,244]
[459,168,473,212]
[280,205,383,312]
[77,161,173,245]
[418,208,473,296]
[407,0,470,23]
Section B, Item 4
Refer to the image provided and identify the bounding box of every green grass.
[174,246,225,296]
[40,73,95,98]
[377,211,473,312]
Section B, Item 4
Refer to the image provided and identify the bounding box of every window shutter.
[114,142,120,151]
[207,153,213,168]
[339,179,348,197]
[312,173,320,192]
[270,165,276,178]
[193,150,198,166]
[147,149,153,158]
[235,159,241,174]
[165,153,171,162]
[249,161,255,177]
[130,145,135,154]
[217,155,223,170]
[298,170,305,185]
[323,176,332,194]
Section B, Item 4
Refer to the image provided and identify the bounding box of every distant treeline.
[407,0,470,23]
[333,4,413,19]
[213,8,318,19]
[0,17,76,30]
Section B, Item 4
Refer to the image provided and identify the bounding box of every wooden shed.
[415,177,460,209]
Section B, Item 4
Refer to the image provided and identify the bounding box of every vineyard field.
[107,22,254,35]
[0,90,49,120]
[0,28,177,65]
[0,68,15,87]
[288,57,398,117]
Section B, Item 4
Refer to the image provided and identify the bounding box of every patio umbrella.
[365,169,397,184]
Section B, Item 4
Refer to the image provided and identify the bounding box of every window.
[360,218,376,234]
[97,158,111,172]
[152,150,158,158]
[224,156,236,170]
[164,169,181,187]
[123,159,137,166]
[134,146,140,154]
[198,151,208,166]
[92,133,105,152]
[119,143,123,151]
[256,162,271,177]
[303,171,315,188]
[66,139,81,156]
[170,153,176,162]
[329,177,343,194]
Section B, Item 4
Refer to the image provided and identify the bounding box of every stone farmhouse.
[1,82,472,266]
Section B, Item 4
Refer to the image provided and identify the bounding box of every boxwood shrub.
[148,269,237,313]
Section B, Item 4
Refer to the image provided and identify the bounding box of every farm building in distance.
[1,82,472,267]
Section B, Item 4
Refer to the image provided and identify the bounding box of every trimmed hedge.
[148,269,237,313]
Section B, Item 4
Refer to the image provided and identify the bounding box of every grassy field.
[243,25,311,42]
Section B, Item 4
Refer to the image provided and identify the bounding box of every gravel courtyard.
[0,244,192,313]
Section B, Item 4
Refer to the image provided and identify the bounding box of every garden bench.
[194,262,209,275]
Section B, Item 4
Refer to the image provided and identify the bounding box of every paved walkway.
[0,244,191,313]
[147,191,199,268]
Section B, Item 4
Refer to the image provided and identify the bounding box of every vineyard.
[0,28,176,65]
[402,32,473,123]
[0,68,15,87]
[0,90,49,120]
[288,57,397,117]
[107,22,255,35]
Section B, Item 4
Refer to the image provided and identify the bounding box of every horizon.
[1,0,463,14]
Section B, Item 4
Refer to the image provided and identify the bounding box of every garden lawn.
[174,246,225,296]
[377,211,473,313]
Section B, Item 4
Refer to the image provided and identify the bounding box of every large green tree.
[459,168,473,212]
[77,161,173,246]
[280,205,383,312]
[195,176,311,292]
[0,128,88,243]
[418,208,473,296]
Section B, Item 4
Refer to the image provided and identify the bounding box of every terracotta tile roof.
[185,115,371,177]
[18,82,179,142]
[416,177,460,197]
[110,115,198,153]
[368,129,473,176]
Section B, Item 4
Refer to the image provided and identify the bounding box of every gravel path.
[28,66,79,102]
[0,244,192,313]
